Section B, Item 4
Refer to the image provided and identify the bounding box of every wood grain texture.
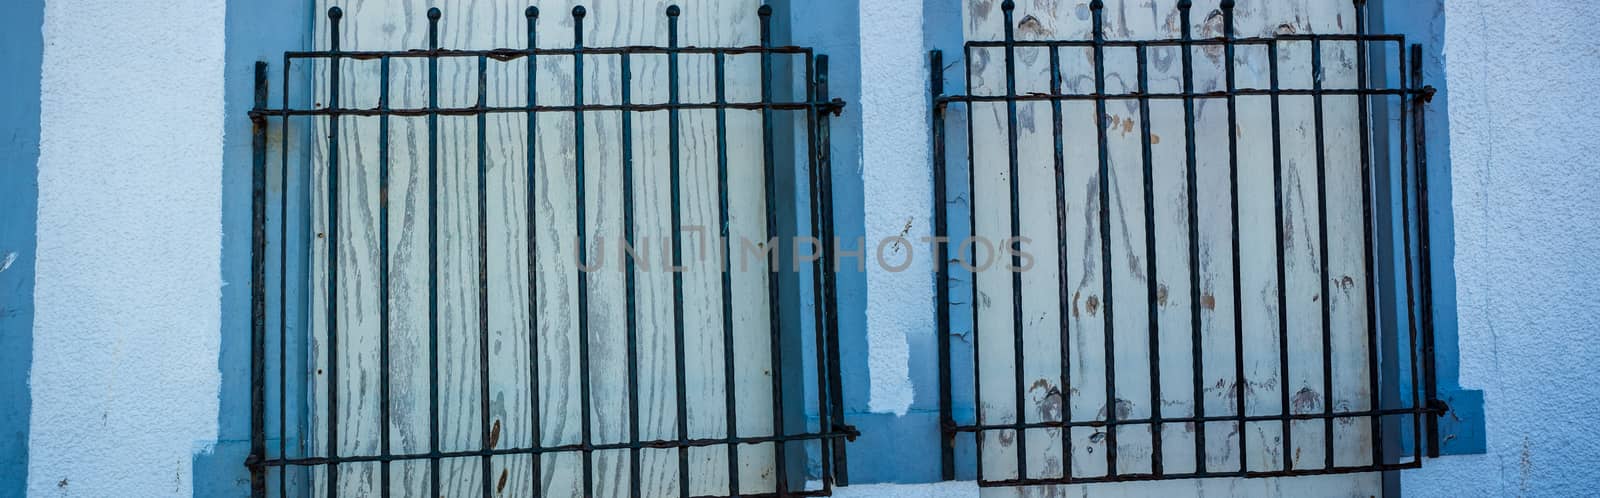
[960,1,1376,495]
[300,1,780,496]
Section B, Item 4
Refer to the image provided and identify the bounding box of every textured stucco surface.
[28,0,227,496]
[859,0,929,416]
[1400,0,1600,496]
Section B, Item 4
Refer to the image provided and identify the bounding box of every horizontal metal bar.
[963,33,1404,49]
[285,45,813,61]
[975,461,1424,488]
[936,88,1421,107]
[263,430,859,467]
[946,406,1444,433]
[251,100,846,118]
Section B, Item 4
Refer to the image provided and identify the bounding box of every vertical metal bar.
[1312,35,1337,470]
[804,52,836,493]
[279,53,292,498]
[1220,0,1248,476]
[930,49,955,483]
[757,7,791,494]
[1398,42,1423,465]
[250,60,270,498]
[619,49,644,498]
[1410,43,1441,459]
[569,7,595,496]
[1267,36,1293,473]
[998,1,1029,481]
[523,8,544,496]
[1047,44,1073,483]
[1311,32,1336,472]
[664,7,690,497]
[1136,44,1163,477]
[1176,0,1206,473]
[962,42,985,484]
[377,54,393,498]
[816,54,849,486]
[1089,0,1118,475]
[475,52,494,498]
[424,8,442,498]
[1353,0,1383,469]
[323,9,343,496]
[712,46,742,497]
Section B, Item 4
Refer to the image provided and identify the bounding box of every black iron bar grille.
[930,0,1445,487]
[248,5,853,498]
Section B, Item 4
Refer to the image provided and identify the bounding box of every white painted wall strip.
[29,0,226,496]
[859,0,928,416]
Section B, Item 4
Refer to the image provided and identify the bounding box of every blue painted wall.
[0,1,44,496]
[193,1,312,496]
[1376,0,1484,457]
[788,0,974,484]
[781,0,927,485]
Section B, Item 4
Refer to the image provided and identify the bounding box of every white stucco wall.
[859,0,929,415]
[28,0,227,496]
[1399,0,1600,496]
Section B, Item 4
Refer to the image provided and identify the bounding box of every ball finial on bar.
[1220,0,1235,9]
[328,6,343,19]
[758,4,773,16]
[1000,0,1014,11]
[666,4,681,16]
[525,6,538,18]
[1353,0,1368,6]
[572,5,586,18]
[1177,0,1192,9]
[1089,0,1104,11]
[426,7,441,20]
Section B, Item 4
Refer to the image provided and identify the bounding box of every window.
[247,4,853,497]
[929,0,1445,488]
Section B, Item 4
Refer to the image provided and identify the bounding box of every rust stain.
[496,469,509,495]
[1200,293,1216,310]
[1016,15,1054,39]
[1085,295,1101,316]
[1156,284,1169,307]
[1150,133,1161,145]
[1072,290,1082,318]
[488,419,501,450]
[998,429,1016,447]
